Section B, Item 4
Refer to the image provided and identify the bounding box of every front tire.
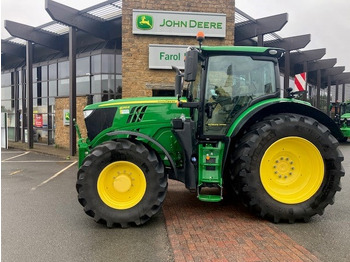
[76,139,167,228]
[230,114,344,223]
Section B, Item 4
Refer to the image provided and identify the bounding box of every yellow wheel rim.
[260,136,324,204]
[97,161,146,210]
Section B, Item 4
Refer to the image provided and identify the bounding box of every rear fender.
[227,99,344,141]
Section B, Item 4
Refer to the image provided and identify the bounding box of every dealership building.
[1,0,349,155]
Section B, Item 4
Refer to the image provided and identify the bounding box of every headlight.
[83,110,94,119]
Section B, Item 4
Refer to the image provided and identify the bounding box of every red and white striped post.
[294,72,307,92]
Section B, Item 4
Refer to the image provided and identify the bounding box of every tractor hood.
[83,97,189,142]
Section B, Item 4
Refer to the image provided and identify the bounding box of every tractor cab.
[172,33,284,201]
[175,33,283,137]
[186,47,281,137]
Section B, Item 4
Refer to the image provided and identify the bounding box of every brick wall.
[55,97,87,149]
[122,0,235,98]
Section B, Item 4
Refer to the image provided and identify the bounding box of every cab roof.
[201,46,284,57]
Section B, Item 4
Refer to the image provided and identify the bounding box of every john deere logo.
[65,112,70,121]
[137,15,153,30]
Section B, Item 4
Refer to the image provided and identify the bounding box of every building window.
[77,57,90,76]
[2,86,12,100]
[102,54,115,74]
[116,55,122,74]
[91,75,101,94]
[1,100,12,112]
[18,84,22,100]
[49,63,57,80]
[58,79,69,96]
[49,80,57,97]
[58,61,69,79]
[2,49,122,145]
[91,55,101,74]
[1,72,12,87]
[77,76,90,95]
[41,82,48,97]
[42,65,48,81]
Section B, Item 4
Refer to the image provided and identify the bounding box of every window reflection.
[77,57,90,76]
[58,61,69,79]
[49,81,57,97]
[102,54,115,73]
[1,73,12,86]
[49,63,57,80]
[116,55,122,74]
[42,66,48,81]
[58,79,69,96]
[77,76,90,95]
[33,67,38,82]
[41,82,48,97]
[2,86,12,99]
[91,55,101,74]
[92,75,101,94]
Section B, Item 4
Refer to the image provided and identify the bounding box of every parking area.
[2,142,350,262]
[1,149,172,262]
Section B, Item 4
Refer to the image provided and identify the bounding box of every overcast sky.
[1,0,350,70]
[235,0,350,70]
[1,0,104,38]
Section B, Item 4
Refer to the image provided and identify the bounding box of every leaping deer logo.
[137,15,153,30]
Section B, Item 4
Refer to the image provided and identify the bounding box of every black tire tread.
[76,139,167,228]
[229,113,344,223]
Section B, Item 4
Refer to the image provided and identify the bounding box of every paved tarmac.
[1,149,173,262]
[2,141,350,261]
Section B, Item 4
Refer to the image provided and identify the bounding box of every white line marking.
[9,169,23,176]
[3,160,74,163]
[1,151,27,154]
[2,151,30,161]
[31,161,77,191]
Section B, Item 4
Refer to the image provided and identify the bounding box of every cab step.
[197,183,223,202]
[197,142,225,203]
[198,194,222,202]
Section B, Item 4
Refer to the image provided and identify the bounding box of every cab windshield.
[204,55,277,136]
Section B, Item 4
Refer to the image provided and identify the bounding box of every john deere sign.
[133,9,226,37]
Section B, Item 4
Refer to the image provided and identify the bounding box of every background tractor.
[76,34,344,228]
[332,101,350,142]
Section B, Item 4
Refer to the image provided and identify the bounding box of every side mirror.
[184,49,198,82]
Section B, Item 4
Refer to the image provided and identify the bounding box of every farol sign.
[133,9,226,38]
[149,44,188,70]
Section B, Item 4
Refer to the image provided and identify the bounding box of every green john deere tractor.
[76,36,344,228]
[334,102,350,141]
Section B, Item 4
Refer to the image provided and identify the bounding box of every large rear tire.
[76,139,167,228]
[229,114,344,223]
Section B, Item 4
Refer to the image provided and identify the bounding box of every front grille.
[85,107,117,141]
